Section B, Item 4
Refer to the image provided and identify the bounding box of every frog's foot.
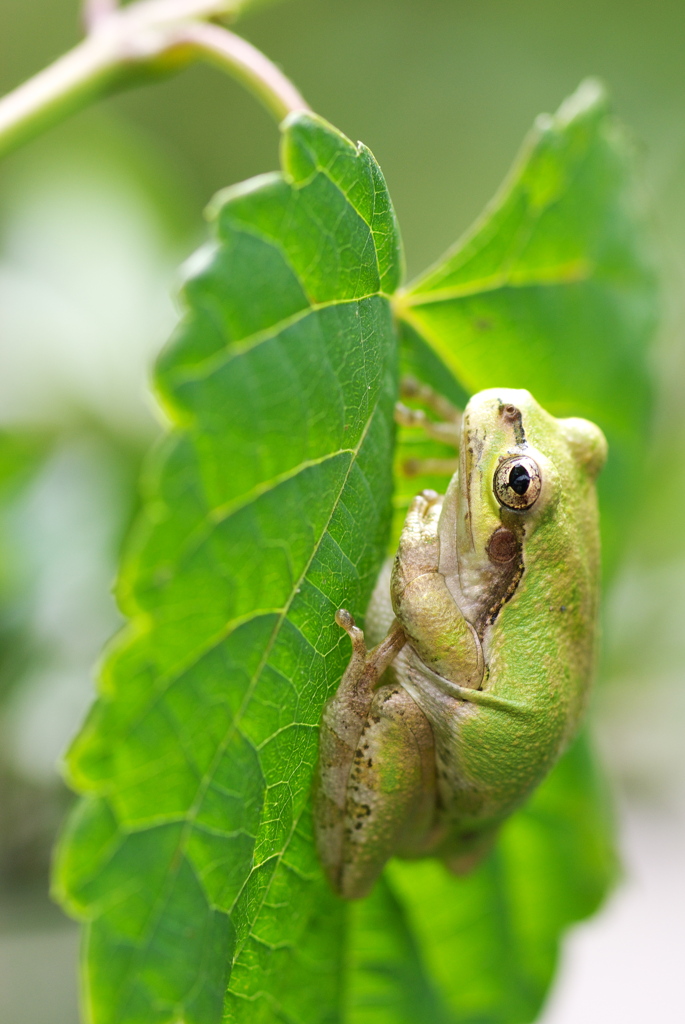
[318,611,407,762]
[401,376,462,425]
[409,488,442,515]
[395,402,461,448]
[402,456,459,478]
[391,489,444,600]
[396,490,443,563]
[334,610,406,702]
[395,376,462,450]
[441,826,499,876]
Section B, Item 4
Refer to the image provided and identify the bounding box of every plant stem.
[168,22,310,122]
[0,0,310,161]
[83,0,119,33]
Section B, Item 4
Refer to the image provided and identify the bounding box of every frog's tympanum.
[314,388,607,899]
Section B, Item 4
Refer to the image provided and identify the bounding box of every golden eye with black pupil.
[494,456,542,510]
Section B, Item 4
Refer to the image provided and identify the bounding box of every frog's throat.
[415,660,529,716]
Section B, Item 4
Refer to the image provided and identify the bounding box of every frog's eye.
[493,456,542,510]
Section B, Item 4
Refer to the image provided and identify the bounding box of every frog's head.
[437,387,607,635]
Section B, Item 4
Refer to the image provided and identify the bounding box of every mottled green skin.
[315,388,606,897]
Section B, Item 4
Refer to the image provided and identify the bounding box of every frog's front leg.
[314,611,436,899]
[392,490,484,688]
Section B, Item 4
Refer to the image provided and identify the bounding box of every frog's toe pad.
[335,608,356,632]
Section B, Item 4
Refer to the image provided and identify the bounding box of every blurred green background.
[0,0,683,1020]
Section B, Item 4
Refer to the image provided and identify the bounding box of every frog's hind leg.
[338,681,437,899]
[314,612,436,900]
[314,613,405,893]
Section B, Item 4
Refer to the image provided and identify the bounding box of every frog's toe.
[335,608,367,652]
[335,608,356,632]
[408,490,441,518]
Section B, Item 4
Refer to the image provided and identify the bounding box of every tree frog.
[314,387,607,900]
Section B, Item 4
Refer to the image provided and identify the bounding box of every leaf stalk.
[0,0,310,160]
[83,0,120,33]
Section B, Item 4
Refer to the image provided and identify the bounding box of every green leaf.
[345,875,452,1024]
[397,79,657,572]
[53,81,647,1024]
[53,112,401,1024]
